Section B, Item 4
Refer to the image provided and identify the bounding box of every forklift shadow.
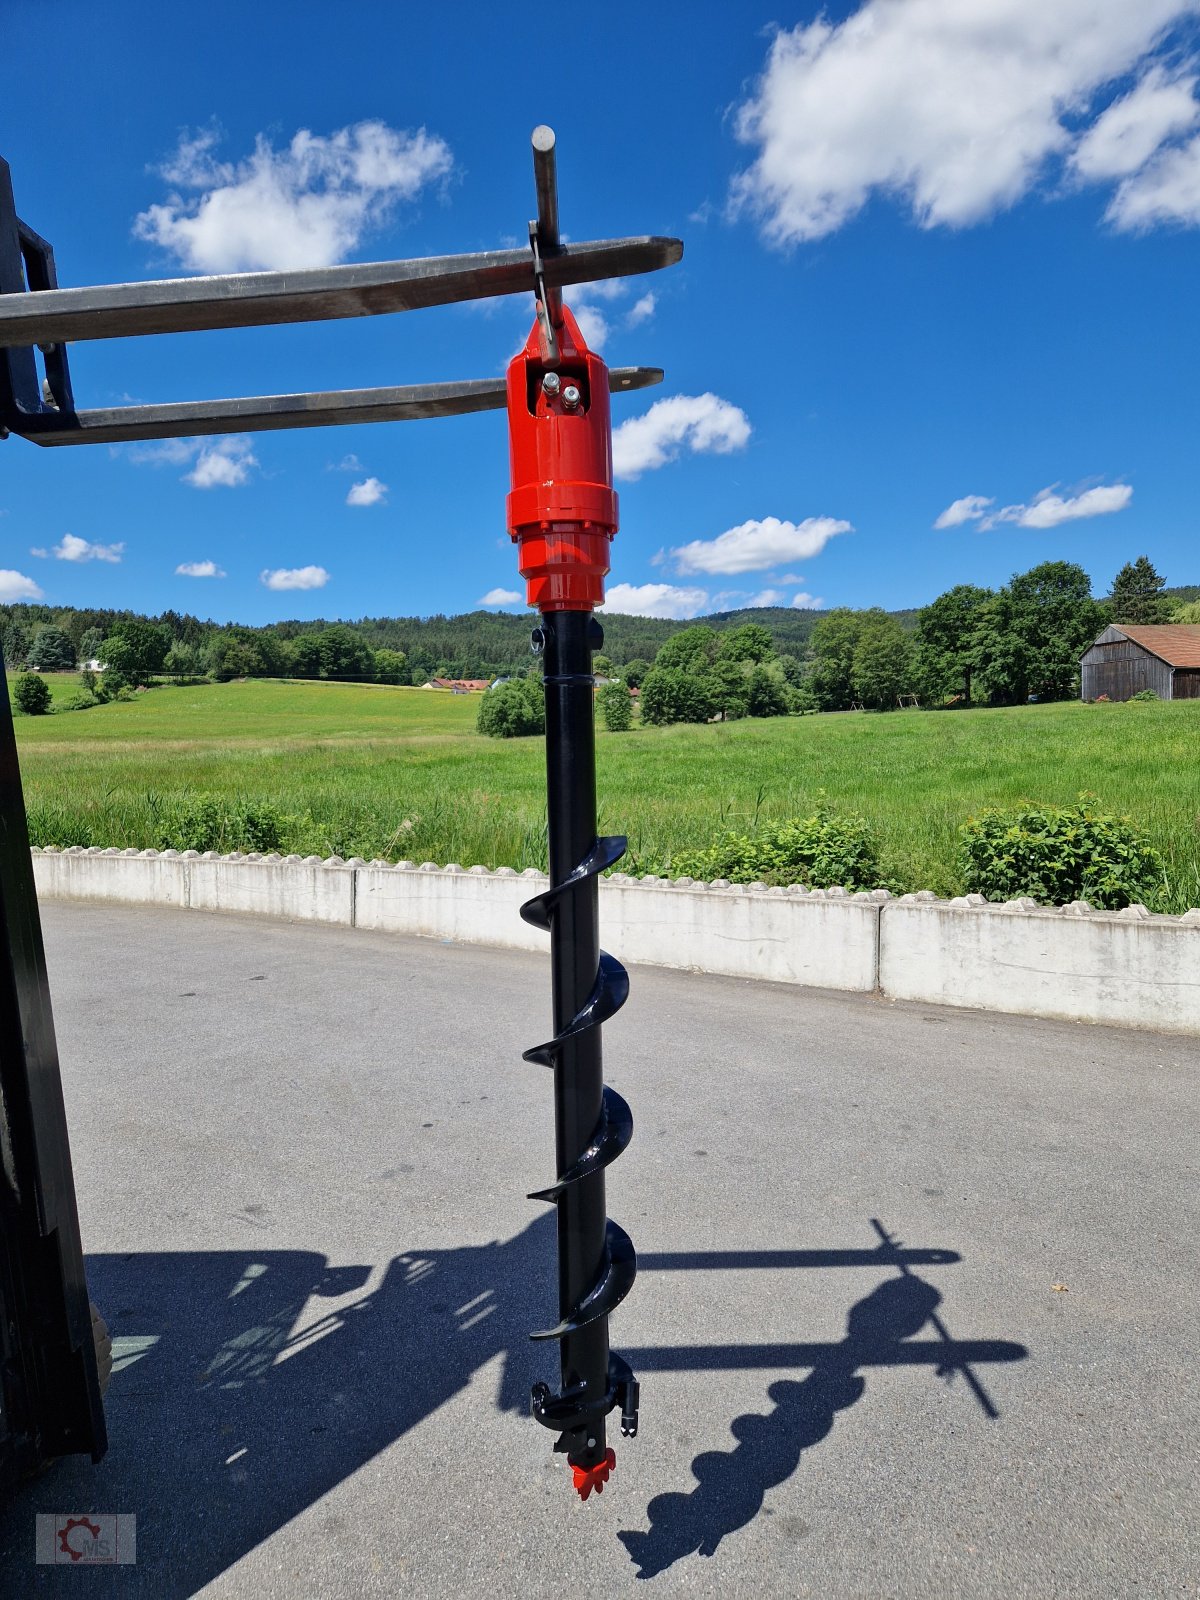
[0,1215,562,1594]
[0,1216,1027,1595]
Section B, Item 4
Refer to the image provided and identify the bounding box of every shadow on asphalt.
[0,1216,1027,1594]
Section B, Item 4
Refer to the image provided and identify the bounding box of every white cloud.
[934,494,995,529]
[52,534,124,563]
[626,292,657,327]
[599,583,711,620]
[1072,65,1199,180]
[791,592,823,609]
[346,476,388,507]
[260,565,330,591]
[0,570,44,602]
[571,303,610,350]
[125,437,199,466]
[478,587,522,606]
[747,588,787,608]
[986,483,1133,529]
[183,437,257,489]
[134,120,454,273]
[672,515,851,576]
[731,1,1198,244]
[330,453,363,472]
[175,560,226,578]
[612,394,751,480]
[1106,131,1200,227]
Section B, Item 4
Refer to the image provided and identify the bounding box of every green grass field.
[10,675,1200,909]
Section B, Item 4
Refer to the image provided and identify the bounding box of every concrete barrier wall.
[881,892,1200,1034]
[30,848,1200,1034]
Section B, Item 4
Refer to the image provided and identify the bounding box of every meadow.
[10,676,1200,910]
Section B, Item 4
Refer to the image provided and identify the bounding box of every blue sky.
[3,1,1199,623]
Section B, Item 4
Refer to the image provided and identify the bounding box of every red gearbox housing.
[506,305,617,613]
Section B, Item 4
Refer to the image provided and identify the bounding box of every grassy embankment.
[10,675,1200,910]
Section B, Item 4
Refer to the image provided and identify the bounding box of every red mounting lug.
[571,1446,616,1501]
[506,304,618,614]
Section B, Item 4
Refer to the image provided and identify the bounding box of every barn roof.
[1105,624,1200,668]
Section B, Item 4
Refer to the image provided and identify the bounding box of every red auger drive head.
[506,305,617,614]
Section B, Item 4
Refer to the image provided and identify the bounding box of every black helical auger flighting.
[522,611,639,1488]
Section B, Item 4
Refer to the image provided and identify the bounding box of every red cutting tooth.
[572,1447,616,1500]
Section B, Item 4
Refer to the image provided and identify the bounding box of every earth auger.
[507,255,640,1493]
[0,127,680,1494]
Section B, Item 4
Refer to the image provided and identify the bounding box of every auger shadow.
[0,1216,1026,1597]
[619,1218,1022,1580]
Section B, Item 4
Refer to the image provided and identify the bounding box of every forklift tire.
[90,1302,112,1397]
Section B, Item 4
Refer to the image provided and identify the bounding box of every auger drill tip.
[572,1447,616,1501]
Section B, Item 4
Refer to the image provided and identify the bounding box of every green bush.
[1129,689,1159,702]
[96,668,132,701]
[61,691,100,711]
[12,673,51,715]
[476,678,545,738]
[152,795,287,854]
[597,680,633,732]
[671,807,881,889]
[958,796,1163,909]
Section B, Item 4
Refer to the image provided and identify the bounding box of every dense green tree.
[914,584,993,704]
[315,625,376,681]
[592,653,614,678]
[653,625,719,673]
[704,659,751,720]
[746,664,791,717]
[620,658,650,689]
[28,625,77,672]
[291,634,326,678]
[79,626,105,663]
[852,617,913,709]
[163,642,205,682]
[12,672,51,714]
[1173,599,1200,624]
[1110,556,1168,624]
[597,680,633,731]
[640,667,716,726]
[374,648,408,684]
[970,561,1101,704]
[716,623,775,665]
[807,609,885,709]
[102,619,170,685]
[2,620,30,667]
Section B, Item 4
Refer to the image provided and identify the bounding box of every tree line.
[622,555,1196,725]
[3,555,1194,711]
[0,600,831,685]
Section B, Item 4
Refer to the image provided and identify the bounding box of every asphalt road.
[2,901,1198,1599]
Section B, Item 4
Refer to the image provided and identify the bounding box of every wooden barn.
[1080,624,1200,701]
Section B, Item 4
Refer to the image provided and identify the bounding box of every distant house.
[1080,624,1200,701]
[420,677,491,693]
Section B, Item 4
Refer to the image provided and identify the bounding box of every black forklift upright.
[0,677,106,1486]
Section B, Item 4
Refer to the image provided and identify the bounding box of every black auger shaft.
[543,612,615,1469]
[520,611,637,1482]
